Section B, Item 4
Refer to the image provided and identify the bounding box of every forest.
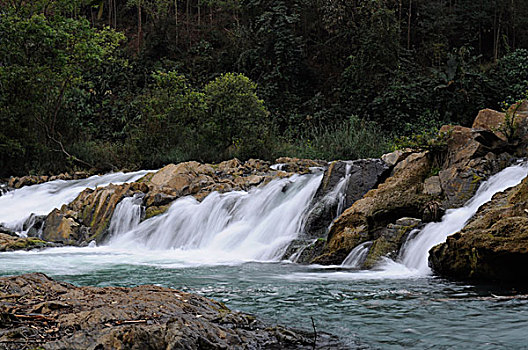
[2,0,528,177]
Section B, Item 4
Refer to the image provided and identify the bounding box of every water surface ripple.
[1,250,526,349]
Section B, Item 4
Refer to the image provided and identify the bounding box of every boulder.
[362,217,422,269]
[381,149,413,167]
[472,104,528,156]
[303,159,390,239]
[312,152,436,264]
[0,233,56,252]
[0,273,345,349]
[41,182,148,244]
[148,161,214,192]
[439,125,514,208]
[41,209,84,244]
[429,176,528,284]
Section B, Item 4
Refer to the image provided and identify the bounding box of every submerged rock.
[429,176,528,284]
[0,273,345,349]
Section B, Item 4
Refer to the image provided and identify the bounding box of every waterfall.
[108,194,144,238]
[400,163,528,274]
[341,241,372,268]
[109,173,323,262]
[335,162,353,217]
[0,170,149,234]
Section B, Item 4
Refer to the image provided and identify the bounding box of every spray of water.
[109,174,323,262]
[341,241,372,268]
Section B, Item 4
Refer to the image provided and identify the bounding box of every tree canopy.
[2,0,528,176]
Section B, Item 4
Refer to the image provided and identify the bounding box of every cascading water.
[108,173,323,262]
[0,170,149,234]
[341,241,372,268]
[335,162,353,217]
[107,194,144,238]
[399,162,528,274]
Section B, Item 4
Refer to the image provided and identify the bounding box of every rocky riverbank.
[429,175,528,284]
[0,273,345,350]
[4,104,528,285]
[307,103,528,279]
[3,171,96,191]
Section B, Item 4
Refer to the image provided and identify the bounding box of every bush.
[203,73,271,160]
[277,116,390,161]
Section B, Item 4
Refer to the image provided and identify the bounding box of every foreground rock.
[429,176,528,284]
[0,273,344,350]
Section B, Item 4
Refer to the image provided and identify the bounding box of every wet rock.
[312,152,435,265]
[41,182,145,244]
[362,218,422,269]
[22,214,47,237]
[0,273,346,350]
[429,176,528,285]
[303,159,390,239]
[0,233,56,252]
[41,209,85,244]
[282,238,327,264]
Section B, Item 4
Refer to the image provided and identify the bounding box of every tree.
[203,73,270,159]
[0,9,124,175]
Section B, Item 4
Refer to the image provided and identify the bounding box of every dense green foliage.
[2,0,528,176]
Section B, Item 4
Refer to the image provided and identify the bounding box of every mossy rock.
[144,205,170,220]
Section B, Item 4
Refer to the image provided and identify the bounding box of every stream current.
[1,166,528,349]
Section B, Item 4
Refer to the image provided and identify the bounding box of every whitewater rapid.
[0,170,149,233]
[1,162,527,280]
[108,173,323,262]
[399,162,528,274]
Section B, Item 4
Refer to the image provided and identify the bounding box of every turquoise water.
[1,248,527,349]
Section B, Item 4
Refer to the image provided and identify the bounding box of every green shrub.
[277,116,390,161]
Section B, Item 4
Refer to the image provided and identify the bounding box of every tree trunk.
[138,1,142,54]
[407,0,412,50]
